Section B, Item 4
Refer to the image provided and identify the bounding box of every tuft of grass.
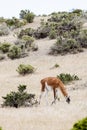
[50,63,60,69]
[54,64,60,68]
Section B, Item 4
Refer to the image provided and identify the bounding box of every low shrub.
[50,37,83,55]
[77,30,87,48]
[24,12,35,23]
[6,17,27,28]
[19,10,35,23]
[0,54,5,60]
[57,73,79,84]
[18,28,35,39]
[14,39,29,57]
[71,117,87,130]
[0,17,5,23]
[22,35,38,51]
[72,9,83,15]
[7,46,22,59]
[22,35,34,50]
[0,42,11,53]
[34,25,50,39]
[31,44,38,51]
[14,38,38,53]
[2,85,37,108]
[49,29,57,39]
[17,64,35,75]
[0,127,2,130]
[14,39,26,46]
[22,35,34,43]
[0,23,10,35]
[47,11,87,55]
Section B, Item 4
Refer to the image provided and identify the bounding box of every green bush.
[21,35,38,51]
[77,30,87,48]
[71,117,87,130]
[17,64,35,75]
[19,10,35,23]
[0,127,2,130]
[66,39,80,51]
[72,9,83,15]
[18,28,35,38]
[34,22,50,39]
[24,12,35,23]
[2,85,37,108]
[50,37,83,55]
[22,35,34,47]
[20,10,27,19]
[0,17,5,23]
[57,73,79,84]
[7,46,22,59]
[0,42,11,53]
[49,29,57,39]
[47,10,87,55]
[6,17,26,28]
[22,35,34,43]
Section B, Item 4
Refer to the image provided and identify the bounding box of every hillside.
[0,15,87,130]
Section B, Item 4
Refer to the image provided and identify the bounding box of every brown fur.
[41,77,68,96]
[39,77,70,104]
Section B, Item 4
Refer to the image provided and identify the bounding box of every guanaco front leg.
[51,88,56,105]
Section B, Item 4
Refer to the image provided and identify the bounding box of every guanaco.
[39,77,70,105]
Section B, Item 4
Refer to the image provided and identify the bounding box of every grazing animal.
[39,77,70,105]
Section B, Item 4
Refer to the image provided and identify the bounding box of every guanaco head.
[66,96,70,104]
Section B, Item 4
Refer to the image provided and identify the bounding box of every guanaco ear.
[66,96,70,104]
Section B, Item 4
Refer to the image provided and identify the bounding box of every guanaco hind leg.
[38,89,49,105]
[51,88,60,105]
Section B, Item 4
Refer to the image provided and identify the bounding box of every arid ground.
[0,17,87,130]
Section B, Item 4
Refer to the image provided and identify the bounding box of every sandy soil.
[0,17,87,130]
